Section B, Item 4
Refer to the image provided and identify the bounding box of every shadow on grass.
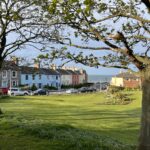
[0,96,29,103]
[0,118,136,150]
[20,108,141,121]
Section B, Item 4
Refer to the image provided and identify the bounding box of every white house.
[20,66,61,89]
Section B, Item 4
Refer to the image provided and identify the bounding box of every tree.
[43,0,150,149]
[0,0,61,68]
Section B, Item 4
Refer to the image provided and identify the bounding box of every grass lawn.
[0,91,141,150]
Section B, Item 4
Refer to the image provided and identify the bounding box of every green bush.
[106,91,132,105]
[43,85,57,90]
[0,108,3,115]
[108,86,124,94]
[61,83,93,89]
[30,84,37,91]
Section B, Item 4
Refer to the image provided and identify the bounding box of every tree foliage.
[0,0,62,67]
[43,0,150,73]
[41,2,150,149]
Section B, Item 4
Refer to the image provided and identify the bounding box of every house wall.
[123,79,141,88]
[21,74,61,88]
[111,77,124,87]
[61,75,72,85]
[79,74,85,84]
[72,74,79,85]
[0,70,20,88]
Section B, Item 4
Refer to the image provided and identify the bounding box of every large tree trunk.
[138,67,150,150]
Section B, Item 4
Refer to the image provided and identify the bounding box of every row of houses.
[0,61,87,89]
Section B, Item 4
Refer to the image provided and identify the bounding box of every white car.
[66,88,78,94]
[8,88,29,96]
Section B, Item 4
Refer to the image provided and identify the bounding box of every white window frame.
[12,80,17,87]
[12,71,17,78]
[2,80,7,87]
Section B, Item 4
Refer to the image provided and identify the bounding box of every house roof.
[66,70,79,75]
[56,69,71,75]
[116,72,139,79]
[20,66,60,75]
[74,70,82,75]
[1,61,20,71]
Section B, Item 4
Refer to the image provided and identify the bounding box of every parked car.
[79,87,89,93]
[32,89,47,95]
[0,87,8,95]
[66,88,78,94]
[87,87,97,92]
[8,88,29,96]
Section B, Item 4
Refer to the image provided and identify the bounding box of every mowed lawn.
[0,91,141,150]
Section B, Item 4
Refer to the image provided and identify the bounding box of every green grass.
[0,91,141,150]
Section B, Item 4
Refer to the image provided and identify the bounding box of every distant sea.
[88,75,114,83]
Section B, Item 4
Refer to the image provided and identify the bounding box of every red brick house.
[67,70,79,85]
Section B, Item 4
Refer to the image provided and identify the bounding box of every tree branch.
[141,0,150,12]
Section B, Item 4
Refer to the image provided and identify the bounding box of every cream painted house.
[57,69,72,85]
[111,77,124,87]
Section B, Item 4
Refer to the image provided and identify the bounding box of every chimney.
[11,56,19,65]
[80,69,83,74]
[71,67,78,71]
[34,62,40,68]
[14,58,19,66]
[62,66,67,70]
[50,64,57,70]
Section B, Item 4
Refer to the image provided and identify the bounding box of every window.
[39,74,41,80]
[32,75,35,80]
[25,75,28,80]
[2,71,7,78]
[11,88,18,91]
[56,83,58,87]
[12,71,17,77]
[56,76,58,80]
[12,81,17,87]
[2,81,7,87]
[39,83,42,88]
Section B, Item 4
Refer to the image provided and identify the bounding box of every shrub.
[30,84,37,91]
[0,108,3,115]
[108,86,124,94]
[106,91,132,105]
[61,83,93,89]
[43,85,57,90]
